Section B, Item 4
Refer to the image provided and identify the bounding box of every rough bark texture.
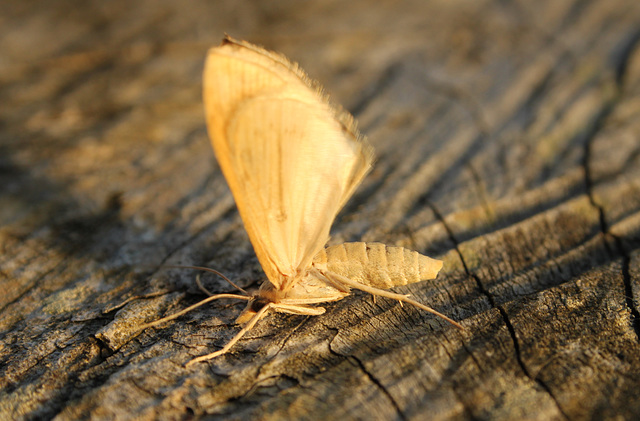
[2,1,640,420]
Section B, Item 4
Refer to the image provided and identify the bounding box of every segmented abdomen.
[312,242,443,289]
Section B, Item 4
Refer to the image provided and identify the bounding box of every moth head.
[235,296,271,324]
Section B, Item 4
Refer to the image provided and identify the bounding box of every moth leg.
[323,271,463,330]
[272,303,326,316]
[311,269,351,293]
[138,293,250,331]
[185,302,274,367]
[160,264,249,295]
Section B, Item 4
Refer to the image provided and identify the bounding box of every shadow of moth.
[141,36,462,366]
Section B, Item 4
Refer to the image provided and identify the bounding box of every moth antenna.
[103,290,170,313]
[161,265,249,296]
[195,273,213,296]
[138,293,251,331]
[185,302,274,367]
[322,270,464,330]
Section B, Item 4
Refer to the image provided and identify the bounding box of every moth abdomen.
[313,242,443,289]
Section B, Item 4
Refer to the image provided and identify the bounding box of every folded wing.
[204,37,373,291]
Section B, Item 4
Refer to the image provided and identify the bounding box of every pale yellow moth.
[142,36,462,366]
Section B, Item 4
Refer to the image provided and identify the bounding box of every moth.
[142,36,462,366]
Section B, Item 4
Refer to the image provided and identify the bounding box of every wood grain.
[1,0,639,419]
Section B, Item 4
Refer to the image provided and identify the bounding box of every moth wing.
[204,37,373,290]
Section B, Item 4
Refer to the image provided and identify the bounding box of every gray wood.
[2,0,640,419]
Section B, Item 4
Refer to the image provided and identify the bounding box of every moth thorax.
[235,295,270,325]
[250,297,271,312]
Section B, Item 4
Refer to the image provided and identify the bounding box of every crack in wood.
[237,373,300,403]
[324,325,407,420]
[350,355,407,421]
[255,316,311,378]
[429,201,570,419]
[433,334,482,420]
[611,236,640,341]
[582,27,640,342]
[0,259,66,314]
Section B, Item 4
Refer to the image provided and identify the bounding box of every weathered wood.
[1,0,640,419]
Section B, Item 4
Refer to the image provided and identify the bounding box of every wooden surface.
[2,0,640,419]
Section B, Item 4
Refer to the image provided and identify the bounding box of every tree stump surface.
[2,1,640,420]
